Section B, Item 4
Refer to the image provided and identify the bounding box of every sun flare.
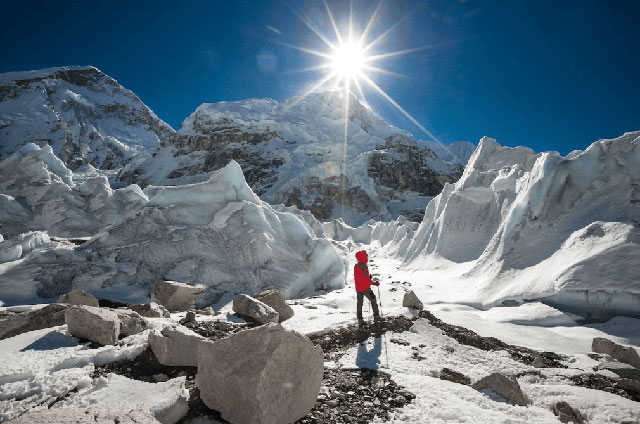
[330,39,366,80]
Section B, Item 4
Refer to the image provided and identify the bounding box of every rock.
[115,309,149,336]
[232,294,279,324]
[532,356,546,368]
[0,303,67,340]
[56,289,99,307]
[592,337,640,369]
[152,280,205,312]
[472,373,529,406]
[148,325,205,366]
[402,290,423,310]
[65,305,120,346]
[597,362,640,380]
[180,311,196,324]
[7,405,160,423]
[197,323,323,424]
[153,373,169,383]
[195,306,216,316]
[552,401,585,423]
[255,288,294,322]
[439,368,471,385]
[616,378,640,394]
[130,302,171,318]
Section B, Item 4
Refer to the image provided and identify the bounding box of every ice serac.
[119,92,470,225]
[0,66,173,170]
[404,132,640,319]
[2,160,345,306]
[0,144,148,238]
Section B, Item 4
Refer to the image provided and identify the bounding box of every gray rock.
[7,405,160,423]
[115,309,149,336]
[532,356,546,368]
[153,373,169,383]
[232,294,279,324]
[130,302,170,318]
[592,337,640,369]
[597,361,640,380]
[256,288,294,322]
[65,305,120,346]
[195,306,217,316]
[552,401,584,423]
[56,289,99,307]
[0,303,67,340]
[148,325,205,366]
[181,311,197,323]
[197,324,323,424]
[616,378,640,394]
[402,290,424,310]
[152,280,205,312]
[472,373,529,406]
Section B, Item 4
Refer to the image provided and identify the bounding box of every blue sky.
[1,0,638,155]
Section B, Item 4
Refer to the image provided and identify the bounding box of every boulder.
[255,288,294,322]
[152,280,205,312]
[130,302,170,318]
[592,337,640,369]
[197,324,323,424]
[180,311,196,324]
[115,309,149,336]
[597,361,640,380]
[439,368,471,385]
[232,294,279,324]
[65,305,120,346]
[402,290,424,310]
[56,289,99,307]
[552,401,584,424]
[195,306,216,316]
[472,373,529,406]
[616,378,640,394]
[149,325,205,366]
[7,405,160,423]
[0,303,67,340]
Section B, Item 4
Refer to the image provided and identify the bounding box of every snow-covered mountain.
[0,66,173,169]
[402,132,640,320]
[119,92,471,225]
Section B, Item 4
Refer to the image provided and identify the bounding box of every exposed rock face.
[402,290,424,310]
[0,303,67,340]
[255,288,294,322]
[114,309,149,336]
[552,401,585,424]
[65,305,120,345]
[118,93,469,226]
[6,406,161,424]
[196,324,323,424]
[152,280,205,312]
[592,337,640,369]
[129,302,170,318]
[0,66,173,170]
[57,289,99,307]
[232,294,279,324]
[472,373,529,406]
[148,325,205,366]
[597,361,640,379]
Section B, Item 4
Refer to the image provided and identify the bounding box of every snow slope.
[0,66,173,170]
[402,132,640,319]
[0,160,345,306]
[120,91,471,225]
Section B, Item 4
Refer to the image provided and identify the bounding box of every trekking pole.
[377,283,390,369]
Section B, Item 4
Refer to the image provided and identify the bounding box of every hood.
[355,250,368,263]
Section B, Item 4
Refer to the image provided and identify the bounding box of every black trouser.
[357,288,379,319]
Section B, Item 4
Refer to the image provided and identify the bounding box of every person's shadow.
[356,337,382,370]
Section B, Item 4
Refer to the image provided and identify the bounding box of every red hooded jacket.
[354,250,377,292]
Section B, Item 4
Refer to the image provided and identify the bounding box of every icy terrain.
[120,92,472,225]
[0,66,173,170]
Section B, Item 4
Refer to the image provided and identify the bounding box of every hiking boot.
[374,315,383,323]
[358,319,366,327]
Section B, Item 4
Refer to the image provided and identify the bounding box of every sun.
[330,39,366,81]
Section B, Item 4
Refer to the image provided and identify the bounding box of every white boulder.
[6,405,160,423]
[65,305,120,346]
[148,325,205,366]
[152,280,205,312]
[592,337,640,368]
[115,309,149,336]
[472,372,529,406]
[196,324,323,424]
[232,294,279,324]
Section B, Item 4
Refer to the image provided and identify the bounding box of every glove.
[373,281,380,286]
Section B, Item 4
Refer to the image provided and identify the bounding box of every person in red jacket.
[354,250,380,326]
